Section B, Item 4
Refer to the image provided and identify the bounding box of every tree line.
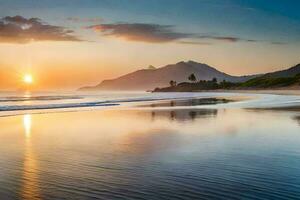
[169,73,218,87]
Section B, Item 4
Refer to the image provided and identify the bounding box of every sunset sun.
[23,74,33,84]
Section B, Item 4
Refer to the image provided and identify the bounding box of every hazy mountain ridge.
[262,63,300,78]
[153,62,300,92]
[79,61,259,91]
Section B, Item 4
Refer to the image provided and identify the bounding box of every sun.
[23,74,33,84]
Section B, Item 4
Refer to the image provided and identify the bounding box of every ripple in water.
[0,94,299,199]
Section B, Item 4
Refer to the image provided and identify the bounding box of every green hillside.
[240,73,300,88]
[153,73,300,92]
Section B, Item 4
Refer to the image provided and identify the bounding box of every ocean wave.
[0,94,226,113]
[0,101,119,112]
[0,95,83,102]
[1,92,299,114]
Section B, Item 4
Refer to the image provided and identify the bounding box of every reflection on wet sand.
[21,114,41,200]
[23,115,31,139]
[139,98,223,122]
[145,98,232,108]
[151,109,218,121]
[0,101,298,199]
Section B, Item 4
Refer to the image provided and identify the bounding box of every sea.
[0,91,300,199]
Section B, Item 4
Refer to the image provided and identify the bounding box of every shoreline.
[153,89,300,96]
[204,89,300,96]
[0,90,299,117]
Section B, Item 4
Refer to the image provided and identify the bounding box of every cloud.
[196,35,260,43]
[87,22,258,45]
[177,41,212,45]
[87,23,193,43]
[0,15,81,43]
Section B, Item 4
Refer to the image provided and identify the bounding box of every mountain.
[262,63,300,78]
[238,63,300,88]
[153,63,300,92]
[79,61,258,91]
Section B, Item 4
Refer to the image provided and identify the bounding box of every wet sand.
[210,89,300,96]
[0,93,300,199]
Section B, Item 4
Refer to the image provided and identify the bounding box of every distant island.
[79,61,258,91]
[153,72,300,92]
[79,61,300,92]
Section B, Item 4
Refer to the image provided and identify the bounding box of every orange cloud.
[0,16,81,43]
[87,22,259,44]
[88,23,192,43]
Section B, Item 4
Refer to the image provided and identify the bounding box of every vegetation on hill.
[153,73,300,92]
[240,73,300,88]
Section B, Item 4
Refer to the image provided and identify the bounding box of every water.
[0,91,240,115]
[0,91,300,199]
[1,91,300,116]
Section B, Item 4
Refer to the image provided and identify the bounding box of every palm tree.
[188,73,196,82]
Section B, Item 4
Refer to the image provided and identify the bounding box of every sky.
[0,0,300,90]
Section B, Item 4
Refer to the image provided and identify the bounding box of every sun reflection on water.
[23,114,31,139]
[21,114,41,200]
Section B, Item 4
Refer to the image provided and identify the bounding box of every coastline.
[153,88,300,96]
[203,89,300,96]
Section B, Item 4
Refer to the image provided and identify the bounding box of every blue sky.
[1,0,299,43]
[0,0,299,89]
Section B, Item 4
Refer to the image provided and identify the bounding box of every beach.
[1,1,299,199]
[211,89,300,96]
[0,91,300,199]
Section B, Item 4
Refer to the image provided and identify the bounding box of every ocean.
[0,91,300,199]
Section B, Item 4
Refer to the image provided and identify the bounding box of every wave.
[0,101,119,112]
[1,92,300,114]
[0,94,227,113]
[0,95,83,102]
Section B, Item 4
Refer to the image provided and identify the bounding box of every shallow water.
[1,91,300,116]
[1,92,300,199]
[0,91,234,115]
